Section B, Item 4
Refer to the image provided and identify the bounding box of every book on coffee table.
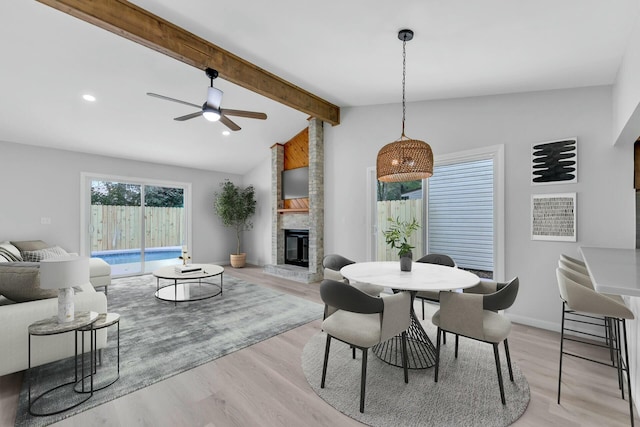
[175,265,202,274]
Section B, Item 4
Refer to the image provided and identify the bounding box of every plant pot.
[230,253,246,268]
[400,251,412,271]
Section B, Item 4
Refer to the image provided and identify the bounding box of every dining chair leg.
[434,327,441,382]
[454,334,459,358]
[493,343,506,405]
[401,331,409,383]
[352,346,356,359]
[360,348,368,413]
[321,334,331,388]
[558,302,566,404]
[622,320,635,427]
[504,339,514,382]
[443,331,447,345]
[421,299,425,320]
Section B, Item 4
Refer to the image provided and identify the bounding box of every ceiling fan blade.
[220,115,241,131]
[221,109,267,120]
[174,111,203,121]
[147,92,201,109]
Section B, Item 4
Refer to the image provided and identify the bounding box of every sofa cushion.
[11,240,48,253]
[0,262,58,302]
[21,246,70,262]
[0,241,22,262]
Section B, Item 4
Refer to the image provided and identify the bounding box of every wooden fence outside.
[376,200,423,261]
[90,205,184,252]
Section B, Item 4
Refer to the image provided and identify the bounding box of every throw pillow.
[0,262,58,302]
[21,246,70,262]
[10,240,48,253]
[0,241,22,261]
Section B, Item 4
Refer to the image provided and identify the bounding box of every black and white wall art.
[531,193,576,241]
[531,138,577,185]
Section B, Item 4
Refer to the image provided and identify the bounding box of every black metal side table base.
[373,306,437,369]
[76,313,121,393]
[28,313,97,417]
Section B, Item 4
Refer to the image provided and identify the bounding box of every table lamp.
[40,256,90,323]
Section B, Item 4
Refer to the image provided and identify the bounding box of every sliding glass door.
[82,174,191,277]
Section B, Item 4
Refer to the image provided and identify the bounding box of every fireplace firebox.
[285,229,309,267]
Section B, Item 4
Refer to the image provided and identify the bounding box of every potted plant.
[214,180,257,268]
[382,216,420,271]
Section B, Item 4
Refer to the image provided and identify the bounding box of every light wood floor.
[1,265,638,426]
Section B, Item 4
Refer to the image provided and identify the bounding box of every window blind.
[428,159,494,272]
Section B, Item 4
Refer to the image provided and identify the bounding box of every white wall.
[247,85,635,330]
[243,153,272,266]
[0,140,240,265]
[613,12,640,145]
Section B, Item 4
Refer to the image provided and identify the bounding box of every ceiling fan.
[147,68,267,131]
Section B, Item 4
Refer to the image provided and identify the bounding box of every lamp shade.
[40,256,90,290]
[376,137,434,182]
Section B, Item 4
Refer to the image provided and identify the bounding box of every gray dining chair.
[322,254,384,298]
[556,267,635,426]
[320,279,411,413]
[415,254,456,320]
[432,279,517,405]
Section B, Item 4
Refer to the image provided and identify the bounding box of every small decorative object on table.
[382,217,420,271]
[179,246,191,265]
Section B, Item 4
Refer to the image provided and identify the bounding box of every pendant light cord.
[401,35,407,138]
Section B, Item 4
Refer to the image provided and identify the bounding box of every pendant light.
[377,29,433,182]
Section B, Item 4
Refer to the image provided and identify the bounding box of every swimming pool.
[92,247,182,265]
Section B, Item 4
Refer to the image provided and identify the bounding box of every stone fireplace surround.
[263,118,324,283]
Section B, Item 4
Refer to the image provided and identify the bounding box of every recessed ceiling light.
[82,94,96,102]
[222,130,230,136]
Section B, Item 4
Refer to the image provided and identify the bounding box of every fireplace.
[285,229,309,267]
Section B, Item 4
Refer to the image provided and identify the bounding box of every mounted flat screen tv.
[282,166,309,199]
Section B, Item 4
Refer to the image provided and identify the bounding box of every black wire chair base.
[373,307,437,369]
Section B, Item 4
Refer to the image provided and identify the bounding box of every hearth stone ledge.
[263,264,322,284]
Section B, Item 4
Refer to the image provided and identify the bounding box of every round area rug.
[302,330,530,427]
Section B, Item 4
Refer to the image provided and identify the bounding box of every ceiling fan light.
[203,107,221,122]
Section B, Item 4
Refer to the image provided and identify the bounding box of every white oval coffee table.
[153,264,224,306]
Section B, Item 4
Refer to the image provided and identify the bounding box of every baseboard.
[506,313,560,332]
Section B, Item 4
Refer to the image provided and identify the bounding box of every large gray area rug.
[302,323,530,426]
[16,273,323,426]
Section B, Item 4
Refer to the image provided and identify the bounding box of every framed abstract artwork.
[531,138,577,185]
[531,193,576,241]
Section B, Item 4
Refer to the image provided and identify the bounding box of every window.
[369,145,504,280]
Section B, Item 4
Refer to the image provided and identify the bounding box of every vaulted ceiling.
[1,1,638,174]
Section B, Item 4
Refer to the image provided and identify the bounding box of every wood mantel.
[277,208,309,213]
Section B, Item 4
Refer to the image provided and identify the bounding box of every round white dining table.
[341,261,480,369]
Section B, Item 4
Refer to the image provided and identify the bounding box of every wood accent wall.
[283,128,309,170]
[283,128,309,210]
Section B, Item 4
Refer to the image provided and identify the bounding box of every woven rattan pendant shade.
[377,136,433,182]
[376,29,433,183]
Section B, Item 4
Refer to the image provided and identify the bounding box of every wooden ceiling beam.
[36,0,340,125]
